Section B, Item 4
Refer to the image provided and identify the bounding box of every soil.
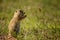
[0,35,17,40]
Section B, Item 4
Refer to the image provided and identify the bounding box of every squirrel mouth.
[20,14,27,20]
[21,12,26,17]
[22,13,26,18]
[20,10,26,18]
[19,10,27,20]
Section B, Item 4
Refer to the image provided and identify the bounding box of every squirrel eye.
[16,11,17,12]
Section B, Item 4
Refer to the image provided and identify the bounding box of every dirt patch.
[0,35,6,40]
[0,35,17,40]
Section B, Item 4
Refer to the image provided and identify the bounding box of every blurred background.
[0,0,60,40]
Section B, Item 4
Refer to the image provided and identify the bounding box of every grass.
[0,0,60,40]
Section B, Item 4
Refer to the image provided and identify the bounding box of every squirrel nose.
[19,10,23,13]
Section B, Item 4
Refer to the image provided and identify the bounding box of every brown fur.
[8,9,26,38]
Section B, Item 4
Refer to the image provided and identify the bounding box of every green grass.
[0,0,60,40]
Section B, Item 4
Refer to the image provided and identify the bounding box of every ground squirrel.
[8,9,26,38]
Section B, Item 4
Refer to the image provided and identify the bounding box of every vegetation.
[0,0,60,40]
